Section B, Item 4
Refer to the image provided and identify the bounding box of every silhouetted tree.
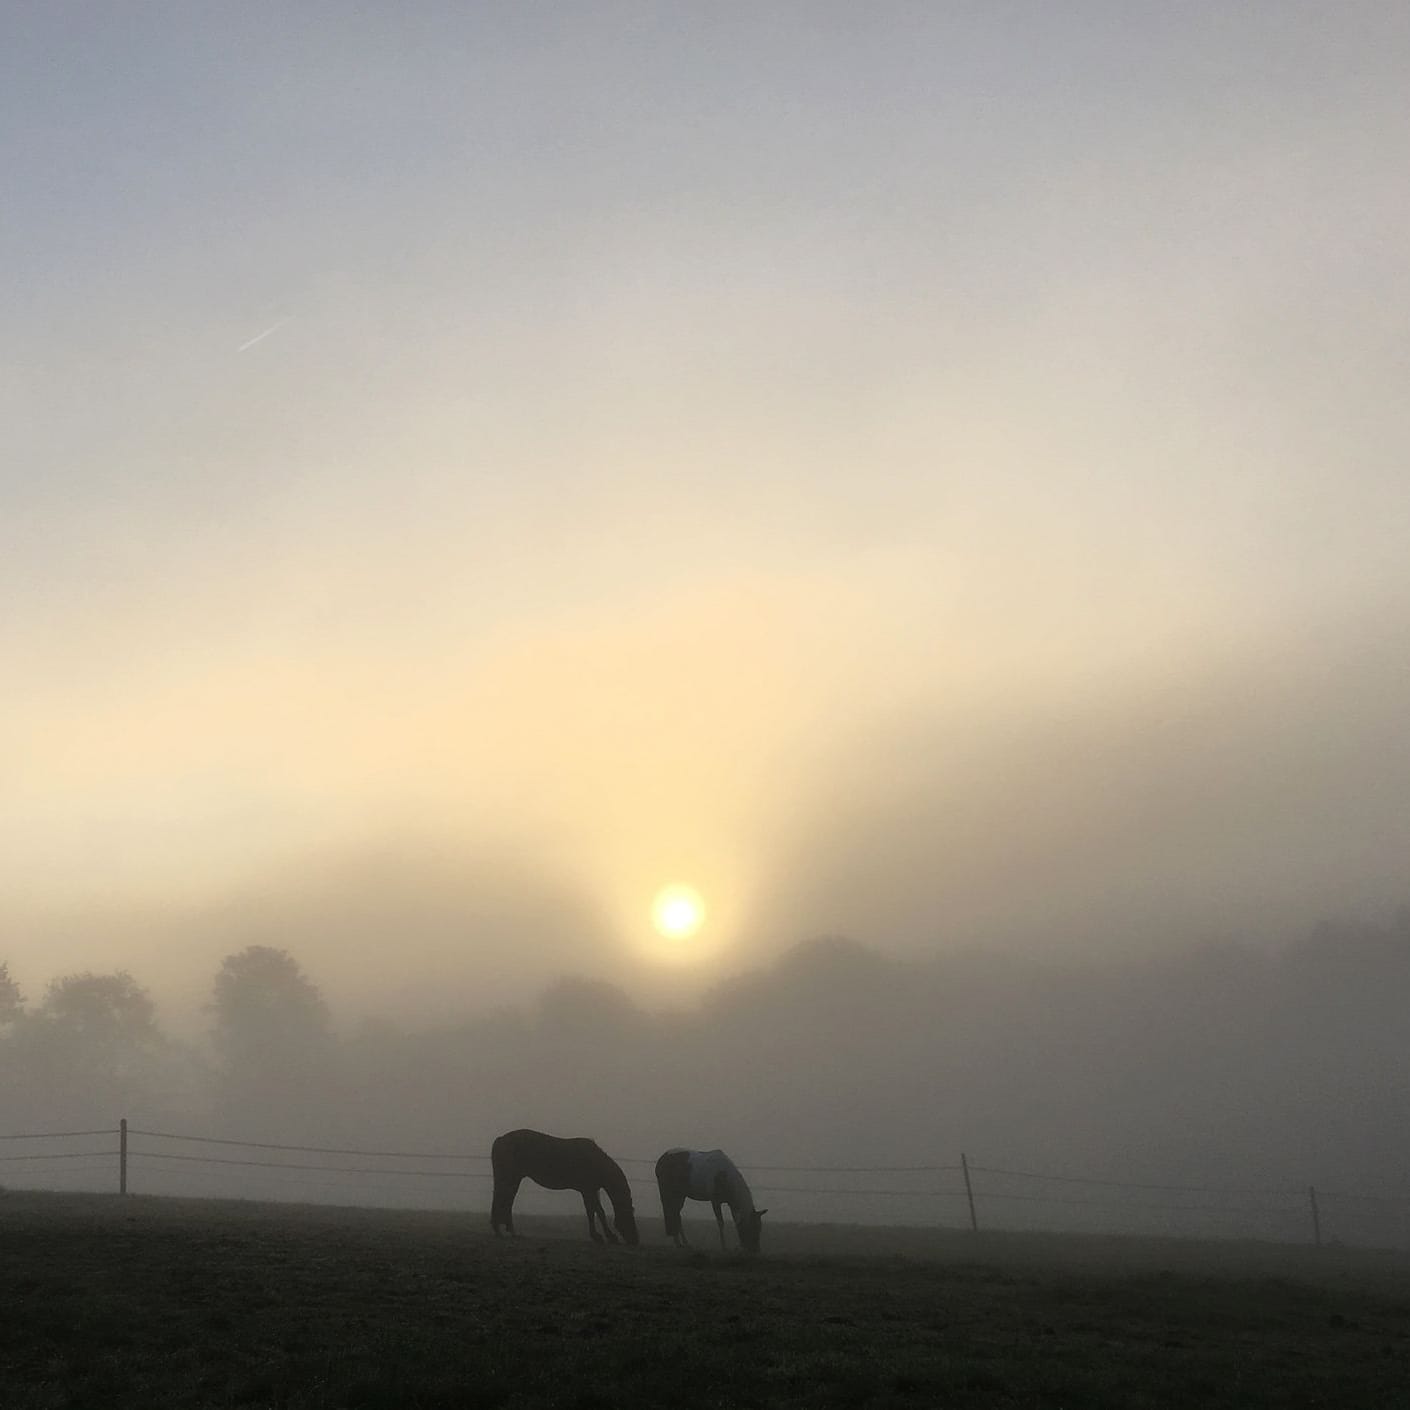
[0,962,22,1028]
[537,977,647,1042]
[704,936,903,1030]
[211,946,328,1058]
[208,946,331,1135]
[35,971,160,1068]
[14,971,167,1124]
[0,962,25,1125]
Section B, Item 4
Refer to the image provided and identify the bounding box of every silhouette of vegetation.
[8,971,168,1126]
[536,976,648,1044]
[208,945,330,1135]
[0,961,22,1028]
[210,945,329,1060]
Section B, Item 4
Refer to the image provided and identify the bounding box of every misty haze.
[4,4,1410,1407]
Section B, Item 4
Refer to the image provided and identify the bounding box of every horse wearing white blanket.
[654,1147,766,1253]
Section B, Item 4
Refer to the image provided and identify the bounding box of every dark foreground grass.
[1,1192,1408,1408]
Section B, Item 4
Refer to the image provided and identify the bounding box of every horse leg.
[582,1190,614,1244]
[665,1194,688,1247]
[594,1189,620,1245]
[491,1174,522,1237]
[712,1199,727,1250]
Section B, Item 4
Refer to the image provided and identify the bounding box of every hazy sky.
[4,4,1408,1017]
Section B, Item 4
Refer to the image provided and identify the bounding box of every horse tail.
[655,1155,677,1238]
[490,1134,512,1193]
[490,1131,521,1233]
[655,1150,688,1238]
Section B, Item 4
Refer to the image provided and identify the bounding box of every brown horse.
[490,1129,639,1246]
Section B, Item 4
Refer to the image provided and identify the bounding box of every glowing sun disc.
[651,885,705,940]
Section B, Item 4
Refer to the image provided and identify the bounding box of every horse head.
[614,1205,640,1247]
[739,1208,767,1254]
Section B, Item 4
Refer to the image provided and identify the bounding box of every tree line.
[0,947,330,1137]
[2,913,1408,1225]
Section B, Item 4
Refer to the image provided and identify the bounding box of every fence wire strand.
[972,1188,1300,1216]
[0,1129,118,1142]
[968,1164,1298,1198]
[131,1150,492,1179]
[129,1129,482,1161]
[1314,1188,1410,1205]
[0,1149,117,1162]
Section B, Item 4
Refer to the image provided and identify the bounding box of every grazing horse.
[655,1148,767,1253]
[490,1129,639,1246]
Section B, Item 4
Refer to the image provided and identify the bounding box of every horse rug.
[682,1148,733,1202]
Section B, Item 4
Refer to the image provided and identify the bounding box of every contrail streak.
[237,316,293,352]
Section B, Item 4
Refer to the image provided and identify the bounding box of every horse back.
[656,1147,740,1203]
[493,1128,612,1190]
[492,1128,547,1170]
[686,1148,736,1203]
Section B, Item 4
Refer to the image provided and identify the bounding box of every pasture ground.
[1,1191,1408,1408]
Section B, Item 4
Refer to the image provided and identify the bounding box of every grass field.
[2,1191,1408,1408]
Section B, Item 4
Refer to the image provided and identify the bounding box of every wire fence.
[3,1120,1409,1249]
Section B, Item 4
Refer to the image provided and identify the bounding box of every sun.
[651,884,706,940]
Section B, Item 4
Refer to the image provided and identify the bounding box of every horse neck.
[723,1163,755,1219]
[599,1154,633,1215]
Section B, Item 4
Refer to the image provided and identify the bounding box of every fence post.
[961,1152,978,1233]
[119,1118,127,1195]
[1308,1185,1321,1247]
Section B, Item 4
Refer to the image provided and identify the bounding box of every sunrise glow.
[651,885,706,941]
